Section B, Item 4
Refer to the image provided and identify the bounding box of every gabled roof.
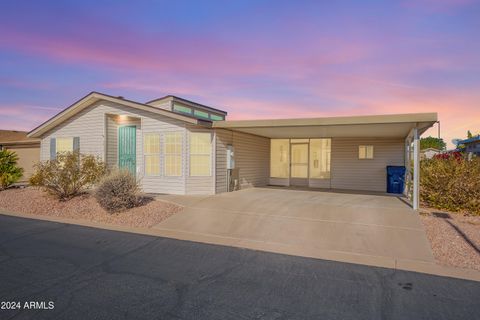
[0,130,40,145]
[28,92,212,138]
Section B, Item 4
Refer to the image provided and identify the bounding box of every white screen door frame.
[290,142,309,186]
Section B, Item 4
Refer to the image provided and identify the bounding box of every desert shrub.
[0,149,24,190]
[30,152,106,200]
[420,155,480,215]
[94,170,142,213]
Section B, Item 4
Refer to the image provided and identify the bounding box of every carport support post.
[413,127,420,210]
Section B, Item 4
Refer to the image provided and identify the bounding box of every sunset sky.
[1,0,479,147]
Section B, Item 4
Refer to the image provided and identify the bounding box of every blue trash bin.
[386,166,406,194]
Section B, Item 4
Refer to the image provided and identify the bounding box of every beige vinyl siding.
[106,115,118,169]
[40,100,187,194]
[215,129,233,193]
[330,138,404,192]
[186,127,215,195]
[309,179,331,188]
[215,129,270,193]
[145,100,172,111]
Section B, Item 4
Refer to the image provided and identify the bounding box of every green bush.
[94,170,142,213]
[30,152,106,200]
[420,155,480,215]
[0,149,24,190]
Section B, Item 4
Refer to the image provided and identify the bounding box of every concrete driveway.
[155,188,434,268]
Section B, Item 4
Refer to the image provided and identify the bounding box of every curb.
[1,210,479,282]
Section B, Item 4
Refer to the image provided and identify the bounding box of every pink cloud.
[0,104,57,131]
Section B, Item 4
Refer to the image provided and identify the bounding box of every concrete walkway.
[155,187,434,268]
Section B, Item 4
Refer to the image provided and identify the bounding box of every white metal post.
[413,128,420,210]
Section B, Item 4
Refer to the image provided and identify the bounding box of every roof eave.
[213,112,438,129]
[28,92,206,138]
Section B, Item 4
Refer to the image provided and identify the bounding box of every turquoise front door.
[118,126,136,176]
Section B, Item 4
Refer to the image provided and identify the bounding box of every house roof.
[146,95,228,115]
[0,130,40,145]
[28,92,212,138]
[458,136,480,145]
[213,113,438,139]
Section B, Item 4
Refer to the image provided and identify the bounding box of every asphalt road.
[0,215,478,320]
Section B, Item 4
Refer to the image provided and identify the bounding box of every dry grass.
[0,187,182,228]
[420,209,480,271]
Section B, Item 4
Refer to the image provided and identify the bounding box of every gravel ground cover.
[0,187,182,228]
[420,209,480,271]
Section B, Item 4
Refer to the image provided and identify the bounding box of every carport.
[214,113,438,210]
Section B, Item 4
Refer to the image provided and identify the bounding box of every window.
[173,103,192,114]
[359,145,374,159]
[190,132,212,176]
[144,133,160,176]
[310,139,331,179]
[56,137,74,153]
[165,132,183,176]
[193,109,210,120]
[270,139,290,178]
[210,114,224,121]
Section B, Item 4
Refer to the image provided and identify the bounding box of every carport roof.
[212,113,438,138]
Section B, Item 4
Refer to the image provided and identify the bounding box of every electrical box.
[227,145,235,169]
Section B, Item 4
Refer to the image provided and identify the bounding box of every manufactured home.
[28,92,437,209]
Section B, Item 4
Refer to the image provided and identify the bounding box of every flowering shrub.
[420,155,480,215]
[433,151,462,160]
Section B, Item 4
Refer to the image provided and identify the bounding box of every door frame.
[117,125,137,176]
[289,141,309,187]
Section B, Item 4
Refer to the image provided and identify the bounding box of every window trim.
[164,131,183,177]
[173,103,193,115]
[359,145,374,159]
[189,132,212,177]
[210,114,224,121]
[193,109,210,120]
[270,139,290,178]
[309,138,331,179]
[143,133,161,177]
[56,137,74,154]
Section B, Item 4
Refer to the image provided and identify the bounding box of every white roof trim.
[28,92,206,138]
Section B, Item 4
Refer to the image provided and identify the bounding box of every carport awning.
[212,113,437,139]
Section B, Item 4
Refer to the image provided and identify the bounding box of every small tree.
[0,149,24,190]
[30,151,106,200]
[420,136,446,151]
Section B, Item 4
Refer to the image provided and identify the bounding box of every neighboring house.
[421,147,441,159]
[27,92,437,209]
[458,136,480,156]
[0,130,40,182]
